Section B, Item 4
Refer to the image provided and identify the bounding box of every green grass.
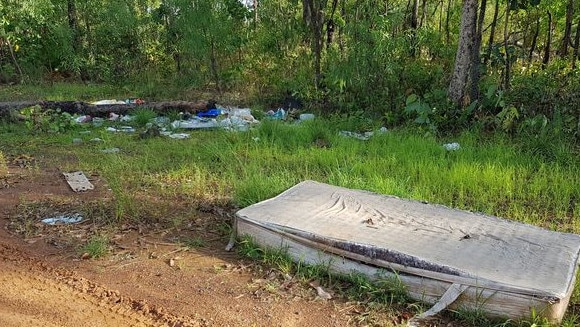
[0,108,579,326]
[81,235,110,259]
[0,82,129,101]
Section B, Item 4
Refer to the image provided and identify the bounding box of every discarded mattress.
[233,180,580,323]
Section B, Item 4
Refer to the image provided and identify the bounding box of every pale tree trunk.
[253,0,258,26]
[448,0,478,106]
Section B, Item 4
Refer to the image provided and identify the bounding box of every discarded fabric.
[443,142,461,151]
[267,108,286,120]
[42,213,83,225]
[197,108,224,118]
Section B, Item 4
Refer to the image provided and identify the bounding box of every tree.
[559,0,575,57]
[448,0,478,106]
[303,0,328,88]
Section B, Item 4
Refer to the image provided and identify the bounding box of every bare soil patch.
[0,157,387,327]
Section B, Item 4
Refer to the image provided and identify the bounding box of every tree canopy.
[0,0,578,140]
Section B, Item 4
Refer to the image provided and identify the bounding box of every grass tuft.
[81,235,110,259]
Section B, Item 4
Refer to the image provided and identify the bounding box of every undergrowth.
[0,108,578,326]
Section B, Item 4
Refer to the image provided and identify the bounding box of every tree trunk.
[542,11,552,70]
[438,0,444,35]
[209,37,221,93]
[484,0,500,65]
[559,0,575,57]
[253,0,258,26]
[326,0,339,48]
[503,2,510,90]
[6,40,23,83]
[445,0,453,44]
[409,0,419,56]
[303,0,327,88]
[573,18,580,68]
[448,0,478,106]
[529,17,540,62]
[419,0,427,28]
[470,0,486,102]
[67,0,80,53]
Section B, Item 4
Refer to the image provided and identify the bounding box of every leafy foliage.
[0,0,578,142]
[19,106,77,133]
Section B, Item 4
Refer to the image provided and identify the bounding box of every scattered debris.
[41,213,84,225]
[443,142,461,151]
[101,148,120,154]
[171,118,219,129]
[93,99,126,105]
[139,125,161,139]
[90,138,104,142]
[106,126,135,133]
[92,117,104,126]
[171,107,259,131]
[266,108,286,120]
[299,113,315,121]
[339,127,387,140]
[197,108,224,118]
[75,115,92,123]
[308,281,332,300]
[63,171,94,192]
[339,130,374,140]
[160,132,190,139]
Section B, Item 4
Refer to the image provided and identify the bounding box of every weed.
[19,106,77,133]
[237,235,265,260]
[0,151,8,178]
[81,235,110,259]
[451,306,491,326]
[132,107,158,127]
[181,237,207,248]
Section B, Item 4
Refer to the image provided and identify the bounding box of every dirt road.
[0,161,367,327]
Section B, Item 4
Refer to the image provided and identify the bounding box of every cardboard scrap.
[63,171,94,192]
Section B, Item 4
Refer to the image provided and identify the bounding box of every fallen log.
[0,100,213,118]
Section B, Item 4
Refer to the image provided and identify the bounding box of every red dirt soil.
[0,159,380,327]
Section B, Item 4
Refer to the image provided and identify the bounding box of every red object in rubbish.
[125,98,145,105]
